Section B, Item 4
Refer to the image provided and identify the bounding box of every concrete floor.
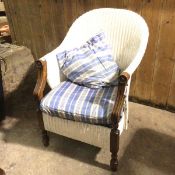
[0,101,175,175]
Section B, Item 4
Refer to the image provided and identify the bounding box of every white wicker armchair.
[33,8,149,171]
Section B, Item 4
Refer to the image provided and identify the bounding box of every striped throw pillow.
[56,32,120,88]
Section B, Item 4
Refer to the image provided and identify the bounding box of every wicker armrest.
[33,60,47,102]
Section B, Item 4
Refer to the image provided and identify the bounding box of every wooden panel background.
[3,0,175,110]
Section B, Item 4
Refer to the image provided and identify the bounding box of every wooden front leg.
[33,60,49,147]
[110,127,119,171]
[109,72,129,171]
[0,168,5,175]
[42,130,49,147]
[37,104,49,147]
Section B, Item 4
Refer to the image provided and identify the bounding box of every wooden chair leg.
[42,130,49,147]
[36,103,49,147]
[110,127,119,171]
[0,168,5,175]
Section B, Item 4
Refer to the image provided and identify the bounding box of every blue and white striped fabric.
[56,32,120,88]
[40,81,118,125]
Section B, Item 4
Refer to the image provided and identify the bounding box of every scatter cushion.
[56,32,120,88]
[40,81,119,125]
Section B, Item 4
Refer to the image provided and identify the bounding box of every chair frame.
[33,59,130,171]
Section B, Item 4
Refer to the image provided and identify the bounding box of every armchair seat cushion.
[40,81,119,126]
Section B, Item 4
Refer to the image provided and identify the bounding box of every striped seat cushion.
[56,32,120,88]
[40,81,119,126]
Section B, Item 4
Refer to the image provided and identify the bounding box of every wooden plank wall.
[4,0,175,110]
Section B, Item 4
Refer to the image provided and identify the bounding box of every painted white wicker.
[40,8,149,149]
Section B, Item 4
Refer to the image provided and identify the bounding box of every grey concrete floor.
[0,102,175,175]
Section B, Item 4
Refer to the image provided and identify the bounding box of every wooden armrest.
[119,72,130,82]
[33,60,47,101]
[111,72,130,126]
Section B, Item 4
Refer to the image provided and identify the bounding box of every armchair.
[33,8,149,171]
